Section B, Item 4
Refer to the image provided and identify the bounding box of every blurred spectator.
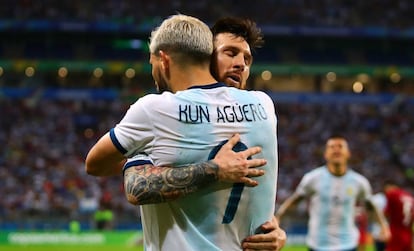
[94,198,114,231]
[1,0,414,29]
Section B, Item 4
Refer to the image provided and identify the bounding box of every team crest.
[346,187,353,196]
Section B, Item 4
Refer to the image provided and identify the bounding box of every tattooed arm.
[124,161,219,205]
[124,134,267,205]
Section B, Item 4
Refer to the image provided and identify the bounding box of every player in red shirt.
[384,180,414,251]
[356,205,370,251]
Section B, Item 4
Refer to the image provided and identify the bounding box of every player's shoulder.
[244,89,272,99]
[348,169,369,180]
[138,91,174,101]
[311,166,327,174]
[347,169,372,187]
[241,89,275,109]
[220,85,268,96]
[131,91,176,108]
[303,166,326,179]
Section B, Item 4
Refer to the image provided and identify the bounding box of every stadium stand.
[1,89,413,230]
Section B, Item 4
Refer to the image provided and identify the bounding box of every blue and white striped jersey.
[111,83,278,251]
[295,166,372,250]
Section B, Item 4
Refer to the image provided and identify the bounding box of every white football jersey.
[295,166,372,250]
[112,83,278,251]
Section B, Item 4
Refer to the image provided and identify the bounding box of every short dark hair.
[383,178,401,187]
[211,17,264,51]
[326,133,347,141]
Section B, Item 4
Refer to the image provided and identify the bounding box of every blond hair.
[149,14,213,65]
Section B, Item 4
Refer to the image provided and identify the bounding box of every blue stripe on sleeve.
[122,159,154,176]
[109,128,128,154]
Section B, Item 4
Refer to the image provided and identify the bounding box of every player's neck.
[170,67,217,92]
[327,163,347,176]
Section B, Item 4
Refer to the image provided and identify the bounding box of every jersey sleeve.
[255,91,277,128]
[295,171,314,197]
[358,175,373,202]
[123,154,154,175]
[257,91,276,115]
[110,95,156,158]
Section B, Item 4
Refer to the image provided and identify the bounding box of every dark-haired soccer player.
[210,17,264,90]
[275,135,390,251]
[209,17,286,250]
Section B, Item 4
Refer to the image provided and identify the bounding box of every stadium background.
[1,1,413,249]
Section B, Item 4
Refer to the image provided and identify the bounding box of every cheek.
[153,66,163,83]
[151,66,157,80]
[243,67,250,79]
[216,53,230,67]
[219,57,232,72]
[211,60,225,78]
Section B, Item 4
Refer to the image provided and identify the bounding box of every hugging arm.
[124,134,267,205]
[124,160,219,205]
[366,199,391,242]
[85,132,126,176]
[242,216,287,251]
[274,193,304,222]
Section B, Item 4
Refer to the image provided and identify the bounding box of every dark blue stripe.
[222,183,245,224]
[187,82,226,90]
[109,128,128,154]
[122,159,153,176]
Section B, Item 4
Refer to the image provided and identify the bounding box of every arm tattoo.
[124,161,219,205]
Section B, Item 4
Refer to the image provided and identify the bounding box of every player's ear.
[158,50,171,79]
[158,50,170,71]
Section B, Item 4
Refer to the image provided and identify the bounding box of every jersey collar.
[187,82,226,90]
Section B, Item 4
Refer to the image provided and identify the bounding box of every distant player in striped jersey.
[275,135,390,251]
[86,14,279,251]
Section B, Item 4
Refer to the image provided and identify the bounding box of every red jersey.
[385,187,414,251]
[356,206,369,245]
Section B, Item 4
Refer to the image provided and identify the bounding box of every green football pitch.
[0,246,143,251]
[0,245,312,251]
[1,230,313,250]
[0,244,377,251]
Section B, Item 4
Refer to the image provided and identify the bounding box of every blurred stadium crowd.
[1,0,414,231]
[1,92,413,229]
[1,0,414,28]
